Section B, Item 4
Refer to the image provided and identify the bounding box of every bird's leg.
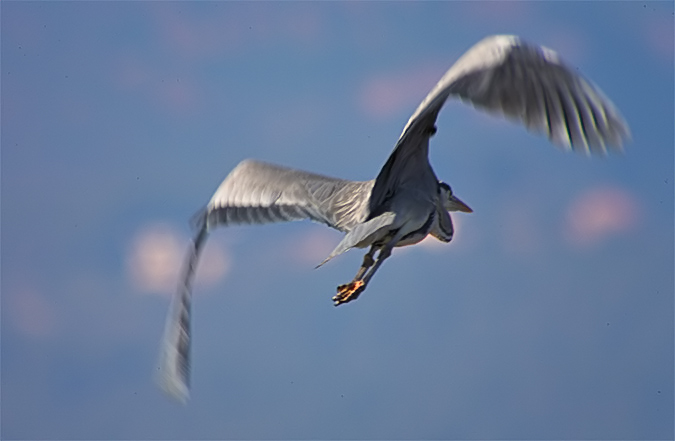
[353,245,377,281]
[359,244,393,288]
[333,246,376,306]
[333,243,394,306]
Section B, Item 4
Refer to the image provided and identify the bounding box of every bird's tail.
[316,212,396,268]
[155,222,209,403]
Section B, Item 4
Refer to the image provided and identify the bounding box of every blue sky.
[2,1,673,439]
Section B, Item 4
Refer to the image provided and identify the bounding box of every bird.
[156,34,630,402]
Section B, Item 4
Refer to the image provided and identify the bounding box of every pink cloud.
[286,227,340,267]
[111,56,201,116]
[149,4,324,61]
[564,186,641,247]
[643,15,674,64]
[155,78,200,114]
[126,223,230,296]
[152,6,240,60]
[543,28,589,65]
[7,286,59,339]
[359,63,446,119]
[459,1,535,26]
[280,7,323,44]
[260,97,331,153]
[113,56,152,90]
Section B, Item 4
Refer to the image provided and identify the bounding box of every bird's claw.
[333,280,365,306]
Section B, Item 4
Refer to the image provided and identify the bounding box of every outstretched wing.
[402,34,630,153]
[157,160,375,401]
[202,159,374,233]
[370,34,631,212]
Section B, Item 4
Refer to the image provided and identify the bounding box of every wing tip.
[155,320,192,403]
[155,365,190,404]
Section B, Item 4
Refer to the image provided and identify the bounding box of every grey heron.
[157,35,630,401]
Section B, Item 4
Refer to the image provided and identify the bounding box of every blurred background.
[2,2,673,439]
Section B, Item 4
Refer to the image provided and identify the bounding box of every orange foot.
[333,280,365,306]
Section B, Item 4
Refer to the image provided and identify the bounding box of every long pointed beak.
[448,195,473,213]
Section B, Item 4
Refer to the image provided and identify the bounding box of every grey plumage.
[157,35,630,402]
[204,160,375,232]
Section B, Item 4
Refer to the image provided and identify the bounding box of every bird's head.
[439,182,473,213]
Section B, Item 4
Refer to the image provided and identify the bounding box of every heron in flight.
[158,35,629,401]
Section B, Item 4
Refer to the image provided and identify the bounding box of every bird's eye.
[439,181,452,196]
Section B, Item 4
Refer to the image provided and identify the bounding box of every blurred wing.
[156,160,375,401]
[156,226,207,403]
[369,34,630,211]
[203,159,374,233]
[400,34,630,154]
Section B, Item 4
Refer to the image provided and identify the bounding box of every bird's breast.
[394,209,436,247]
[377,184,438,248]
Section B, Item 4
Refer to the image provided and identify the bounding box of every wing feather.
[157,161,376,401]
[205,159,374,233]
[443,35,630,151]
[395,35,629,152]
[370,34,630,211]
[156,225,208,403]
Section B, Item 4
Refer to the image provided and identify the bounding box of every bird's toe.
[333,280,365,306]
